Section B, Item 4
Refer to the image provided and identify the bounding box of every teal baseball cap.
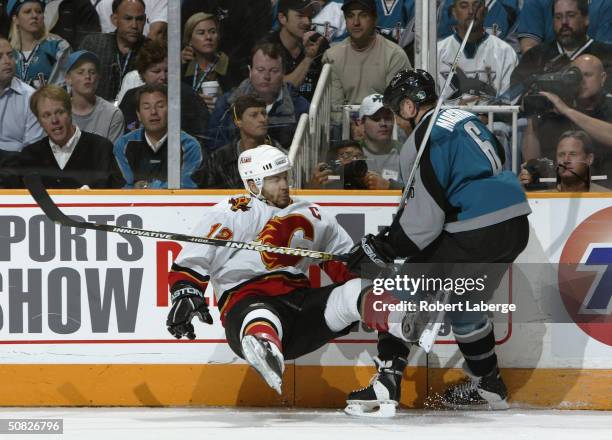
[65,50,101,73]
[6,0,45,17]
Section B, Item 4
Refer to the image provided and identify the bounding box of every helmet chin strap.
[396,102,420,131]
[246,179,268,202]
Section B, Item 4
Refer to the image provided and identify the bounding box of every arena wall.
[0,190,610,408]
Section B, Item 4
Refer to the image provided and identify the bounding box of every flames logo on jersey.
[229,196,251,212]
[257,214,315,270]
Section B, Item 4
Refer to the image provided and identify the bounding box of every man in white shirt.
[3,84,124,188]
[0,36,44,157]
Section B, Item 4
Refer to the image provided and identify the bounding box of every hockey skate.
[241,335,285,395]
[344,356,407,418]
[439,366,509,410]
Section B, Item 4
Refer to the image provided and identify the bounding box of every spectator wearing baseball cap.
[7,0,71,88]
[341,0,376,14]
[263,0,328,102]
[322,0,410,127]
[66,50,125,143]
[310,94,403,190]
[355,93,402,189]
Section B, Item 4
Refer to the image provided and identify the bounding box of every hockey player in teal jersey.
[345,69,531,416]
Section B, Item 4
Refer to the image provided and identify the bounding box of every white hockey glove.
[166,283,213,340]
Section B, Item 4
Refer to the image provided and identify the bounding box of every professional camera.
[308,31,324,43]
[320,159,368,189]
[524,157,556,190]
[522,66,582,117]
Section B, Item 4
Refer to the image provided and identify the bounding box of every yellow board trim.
[0,365,609,409]
[1,188,611,198]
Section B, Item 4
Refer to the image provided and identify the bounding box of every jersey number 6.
[464,121,503,175]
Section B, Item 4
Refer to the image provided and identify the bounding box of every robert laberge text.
[372,300,516,314]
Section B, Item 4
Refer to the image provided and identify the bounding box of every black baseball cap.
[279,0,322,15]
[341,0,377,14]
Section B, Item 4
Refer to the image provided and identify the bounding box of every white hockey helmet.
[238,145,292,198]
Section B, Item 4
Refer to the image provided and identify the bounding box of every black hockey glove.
[347,230,396,278]
[166,283,213,340]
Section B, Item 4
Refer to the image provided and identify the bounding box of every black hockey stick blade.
[24,174,348,262]
[24,174,83,228]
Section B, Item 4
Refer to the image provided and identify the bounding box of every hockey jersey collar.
[452,30,490,59]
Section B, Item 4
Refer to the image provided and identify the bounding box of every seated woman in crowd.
[181,12,230,113]
[7,0,71,88]
[66,50,125,144]
[118,39,209,139]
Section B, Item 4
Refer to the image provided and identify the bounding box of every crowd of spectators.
[0,0,610,192]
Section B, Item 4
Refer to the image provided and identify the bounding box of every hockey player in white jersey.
[165,145,412,406]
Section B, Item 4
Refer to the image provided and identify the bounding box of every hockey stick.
[391,8,483,353]
[397,11,479,210]
[24,175,347,262]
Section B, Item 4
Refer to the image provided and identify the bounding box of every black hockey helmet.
[383,69,437,114]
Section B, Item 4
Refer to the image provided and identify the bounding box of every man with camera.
[309,140,368,189]
[265,0,328,102]
[520,130,608,192]
[310,94,403,190]
[522,54,612,186]
[511,0,612,92]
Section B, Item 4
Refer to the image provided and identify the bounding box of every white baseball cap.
[359,94,386,119]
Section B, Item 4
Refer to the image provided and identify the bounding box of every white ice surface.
[0,408,610,440]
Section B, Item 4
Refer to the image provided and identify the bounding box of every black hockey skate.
[241,335,285,395]
[344,356,408,418]
[440,366,509,410]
